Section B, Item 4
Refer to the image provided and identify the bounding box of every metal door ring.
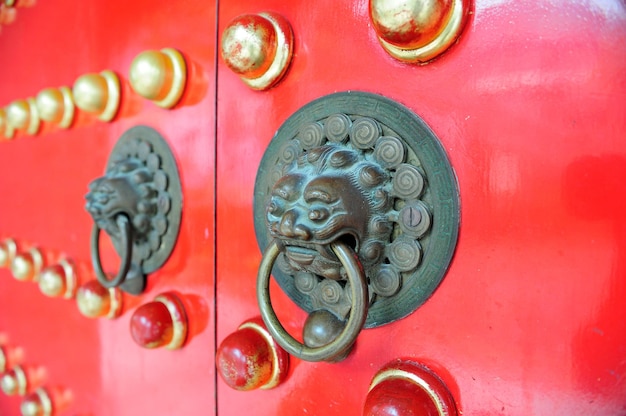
[257,240,368,362]
[91,215,133,288]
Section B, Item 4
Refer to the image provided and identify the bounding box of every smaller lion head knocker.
[85,126,182,295]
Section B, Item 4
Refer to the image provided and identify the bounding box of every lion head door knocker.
[254,92,460,362]
[85,126,182,295]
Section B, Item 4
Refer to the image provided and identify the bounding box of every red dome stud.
[216,318,289,391]
[130,292,187,350]
[364,360,458,416]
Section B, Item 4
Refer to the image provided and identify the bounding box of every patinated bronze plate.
[254,91,460,328]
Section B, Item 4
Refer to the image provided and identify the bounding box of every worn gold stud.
[221,12,294,90]
[72,70,120,122]
[1,365,27,396]
[20,388,53,416]
[6,98,40,135]
[35,87,75,128]
[0,4,17,25]
[0,108,16,139]
[38,259,77,299]
[21,386,71,416]
[0,238,17,267]
[76,280,122,319]
[11,248,43,282]
[129,48,187,108]
[0,344,22,373]
[4,0,36,7]
[370,0,471,63]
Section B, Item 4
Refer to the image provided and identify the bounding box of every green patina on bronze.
[254,91,460,328]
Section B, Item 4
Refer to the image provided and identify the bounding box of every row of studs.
[0,336,71,416]
[0,48,187,139]
[0,238,188,351]
[0,1,473,139]
[216,319,458,415]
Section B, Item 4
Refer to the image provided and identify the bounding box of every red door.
[1,0,625,415]
[215,1,626,415]
[0,1,217,414]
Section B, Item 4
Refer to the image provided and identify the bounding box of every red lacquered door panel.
[0,1,217,414]
[0,0,625,415]
[216,0,626,415]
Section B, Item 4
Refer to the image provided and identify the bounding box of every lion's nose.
[278,209,311,240]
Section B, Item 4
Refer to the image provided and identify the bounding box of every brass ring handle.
[90,214,133,289]
[257,240,369,362]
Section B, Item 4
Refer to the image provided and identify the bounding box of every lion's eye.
[308,208,329,221]
[268,199,285,216]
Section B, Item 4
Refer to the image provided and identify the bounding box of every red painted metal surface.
[0,0,624,415]
[216,0,626,415]
[0,0,217,414]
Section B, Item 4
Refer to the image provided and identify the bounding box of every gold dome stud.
[0,343,23,373]
[0,4,17,25]
[72,70,120,122]
[0,108,16,140]
[35,87,75,129]
[76,280,122,319]
[1,365,27,396]
[11,248,43,282]
[6,98,40,135]
[20,388,53,416]
[369,0,471,63]
[129,48,187,108]
[4,0,36,8]
[0,238,17,267]
[221,12,294,90]
[38,259,77,299]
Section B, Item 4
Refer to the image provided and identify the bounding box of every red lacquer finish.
[216,0,626,415]
[364,360,457,416]
[130,301,174,349]
[0,0,625,415]
[0,0,217,414]
[365,379,441,416]
[217,318,289,391]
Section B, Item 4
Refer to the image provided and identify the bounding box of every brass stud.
[6,98,40,135]
[1,365,27,396]
[72,70,120,122]
[221,12,294,90]
[0,4,16,25]
[38,259,77,299]
[5,0,36,7]
[20,388,53,416]
[129,48,187,108]
[35,87,75,129]
[0,238,17,267]
[76,280,122,319]
[0,344,22,373]
[11,248,43,282]
[0,108,16,139]
[369,0,471,63]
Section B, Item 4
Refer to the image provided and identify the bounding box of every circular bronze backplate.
[106,125,183,274]
[254,91,460,328]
